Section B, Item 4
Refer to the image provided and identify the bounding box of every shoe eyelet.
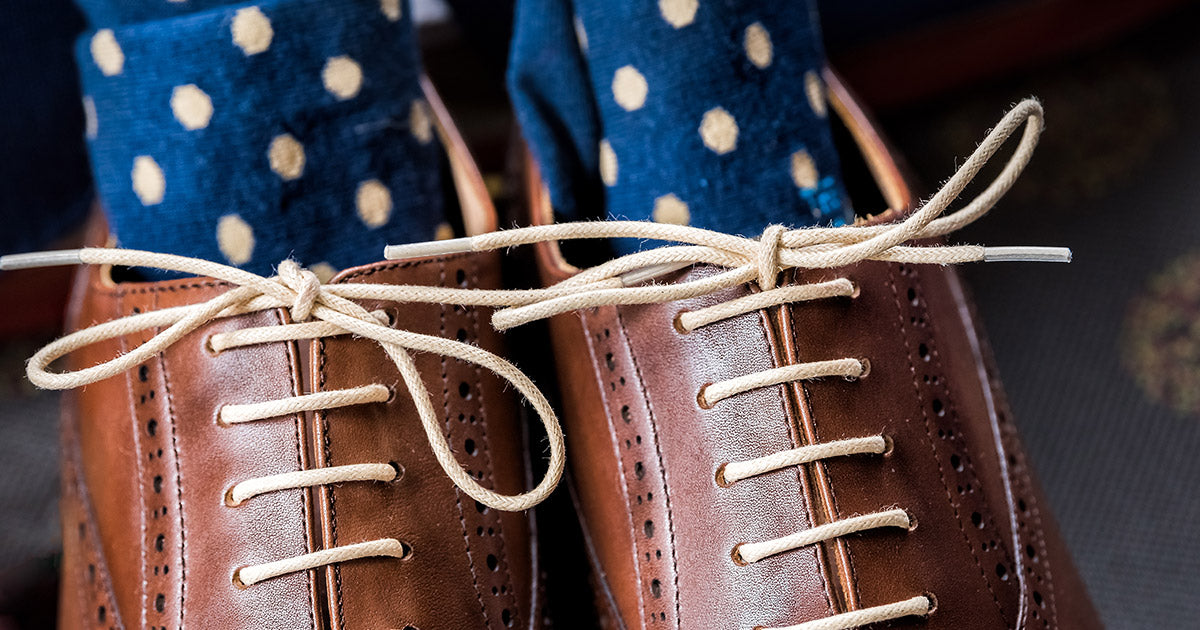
[847,279,861,299]
[714,463,732,488]
[923,592,939,616]
[905,510,919,532]
[388,461,405,482]
[231,568,250,590]
[223,486,241,507]
[880,434,895,457]
[844,357,870,381]
[730,544,750,566]
[384,385,397,403]
[696,385,714,410]
[203,335,221,357]
[214,406,231,428]
[399,540,414,561]
[672,311,691,334]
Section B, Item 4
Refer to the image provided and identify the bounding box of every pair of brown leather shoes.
[8,72,1100,629]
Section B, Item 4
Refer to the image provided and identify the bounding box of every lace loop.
[15,251,564,513]
[383,99,1065,333]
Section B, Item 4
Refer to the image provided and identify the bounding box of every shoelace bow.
[5,99,1053,620]
[1,247,566,586]
[383,97,1052,630]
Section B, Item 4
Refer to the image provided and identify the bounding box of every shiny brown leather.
[56,84,542,630]
[527,71,1101,629]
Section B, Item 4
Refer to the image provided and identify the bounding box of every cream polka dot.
[434,222,455,241]
[805,70,827,118]
[268,134,305,180]
[599,139,618,186]
[744,23,773,69]
[232,7,273,55]
[653,194,690,225]
[131,156,165,206]
[356,179,393,228]
[410,99,433,144]
[170,84,213,130]
[790,149,819,190]
[323,56,364,100]
[380,0,402,21]
[612,66,648,112]
[311,262,338,283]
[574,16,588,53]
[83,97,98,139]
[659,0,698,28]
[699,107,738,154]
[90,30,124,76]
[217,214,255,265]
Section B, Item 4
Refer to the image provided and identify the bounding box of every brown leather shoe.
[9,84,557,629]
[504,72,1100,629]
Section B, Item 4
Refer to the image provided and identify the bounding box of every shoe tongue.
[511,0,853,253]
[76,0,448,280]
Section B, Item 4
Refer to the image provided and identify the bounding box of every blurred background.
[2,0,1198,627]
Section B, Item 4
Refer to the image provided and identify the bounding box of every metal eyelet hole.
[696,385,714,410]
[672,311,690,334]
[399,540,414,561]
[923,592,939,615]
[880,434,895,457]
[223,486,241,507]
[714,463,732,488]
[730,544,750,566]
[231,568,250,590]
[848,279,861,299]
[388,461,405,482]
[906,511,919,532]
[385,385,397,403]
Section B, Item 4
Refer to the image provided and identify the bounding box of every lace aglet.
[0,249,85,271]
[384,237,476,260]
[982,246,1071,263]
[619,262,692,286]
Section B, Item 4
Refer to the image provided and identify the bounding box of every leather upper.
[56,249,542,630]
[528,71,1100,629]
[55,80,542,630]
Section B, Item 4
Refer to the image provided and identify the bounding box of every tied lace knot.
[277,260,322,322]
[13,249,565,513]
[756,224,786,290]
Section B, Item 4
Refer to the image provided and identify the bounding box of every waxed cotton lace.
[381,98,1052,629]
[0,252,565,588]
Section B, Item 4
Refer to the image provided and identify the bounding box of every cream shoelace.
[0,253,565,588]
[382,99,1055,629]
[6,98,1051,624]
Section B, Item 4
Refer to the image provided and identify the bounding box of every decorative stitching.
[578,308,647,628]
[772,290,840,619]
[886,263,1008,622]
[614,307,683,629]
[438,260,492,627]
[155,290,188,630]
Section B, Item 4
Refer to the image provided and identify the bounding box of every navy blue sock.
[510,0,851,251]
[76,0,446,278]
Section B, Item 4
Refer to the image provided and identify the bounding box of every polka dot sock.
[76,0,445,278]
[509,0,851,253]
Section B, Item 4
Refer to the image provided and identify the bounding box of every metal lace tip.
[0,249,85,271]
[619,261,692,287]
[982,246,1071,263]
[384,237,475,260]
